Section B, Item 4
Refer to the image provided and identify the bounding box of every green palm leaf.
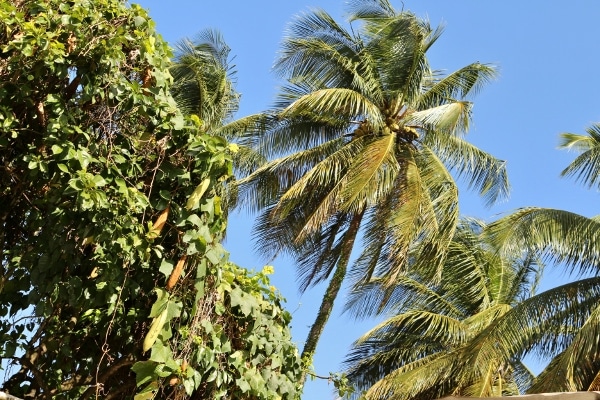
[559,123,600,189]
[528,302,600,392]
[170,29,239,129]
[344,219,541,398]
[419,62,498,109]
[424,133,510,206]
[407,101,473,134]
[281,88,384,128]
[486,207,600,274]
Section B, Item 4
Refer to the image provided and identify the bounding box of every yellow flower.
[262,265,275,275]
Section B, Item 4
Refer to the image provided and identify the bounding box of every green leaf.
[183,376,195,395]
[235,377,251,393]
[133,15,146,27]
[149,288,169,318]
[206,369,218,382]
[159,259,174,278]
[149,340,173,363]
[165,298,182,320]
[205,246,222,265]
[134,381,158,400]
[230,287,255,317]
[186,214,203,227]
[132,361,158,386]
[92,174,107,187]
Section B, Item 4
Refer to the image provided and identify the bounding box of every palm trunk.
[299,211,363,386]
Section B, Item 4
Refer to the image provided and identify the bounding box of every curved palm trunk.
[300,210,364,385]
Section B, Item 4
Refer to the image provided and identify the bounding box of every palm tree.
[343,218,543,399]
[169,30,266,177]
[236,0,509,374]
[346,216,600,399]
[170,29,239,132]
[482,124,600,393]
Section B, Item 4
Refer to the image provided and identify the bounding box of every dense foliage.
[0,0,301,398]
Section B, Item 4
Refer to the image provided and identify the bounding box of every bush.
[0,0,301,398]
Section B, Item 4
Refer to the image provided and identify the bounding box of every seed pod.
[151,206,170,236]
[186,178,211,210]
[166,256,186,291]
[181,359,188,376]
[143,308,168,352]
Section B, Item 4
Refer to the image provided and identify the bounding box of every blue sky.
[136,1,600,398]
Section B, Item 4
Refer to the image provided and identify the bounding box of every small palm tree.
[344,218,543,399]
[170,29,239,131]
[236,0,509,374]
[170,30,266,178]
[483,123,600,393]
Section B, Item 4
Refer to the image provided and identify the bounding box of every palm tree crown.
[483,123,600,393]
[170,29,239,131]
[344,218,543,399]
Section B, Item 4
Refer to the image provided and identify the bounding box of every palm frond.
[213,112,269,142]
[559,124,600,189]
[407,101,473,135]
[528,301,600,392]
[294,214,350,291]
[376,150,433,285]
[486,207,600,275]
[424,133,510,206]
[338,133,398,212]
[406,146,460,282]
[251,114,349,159]
[234,137,347,212]
[170,29,239,128]
[271,140,367,238]
[346,0,396,21]
[342,168,420,289]
[281,88,384,129]
[276,9,385,103]
[461,277,600,384]
[364,351,458,400]
[344,275,463,319]
[357,310,468,349]
[343,218,546,398]
[419,62,498,108]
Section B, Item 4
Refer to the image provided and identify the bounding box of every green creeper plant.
[0,0,301,399]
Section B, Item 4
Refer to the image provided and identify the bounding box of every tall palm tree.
[343,218,543,399]
[236,0,509,373]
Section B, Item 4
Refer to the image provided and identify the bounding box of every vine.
[0,0,302,398]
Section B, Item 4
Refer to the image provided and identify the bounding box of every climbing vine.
[0,0,301,398]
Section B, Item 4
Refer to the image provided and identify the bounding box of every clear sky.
[135,1,600,398]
